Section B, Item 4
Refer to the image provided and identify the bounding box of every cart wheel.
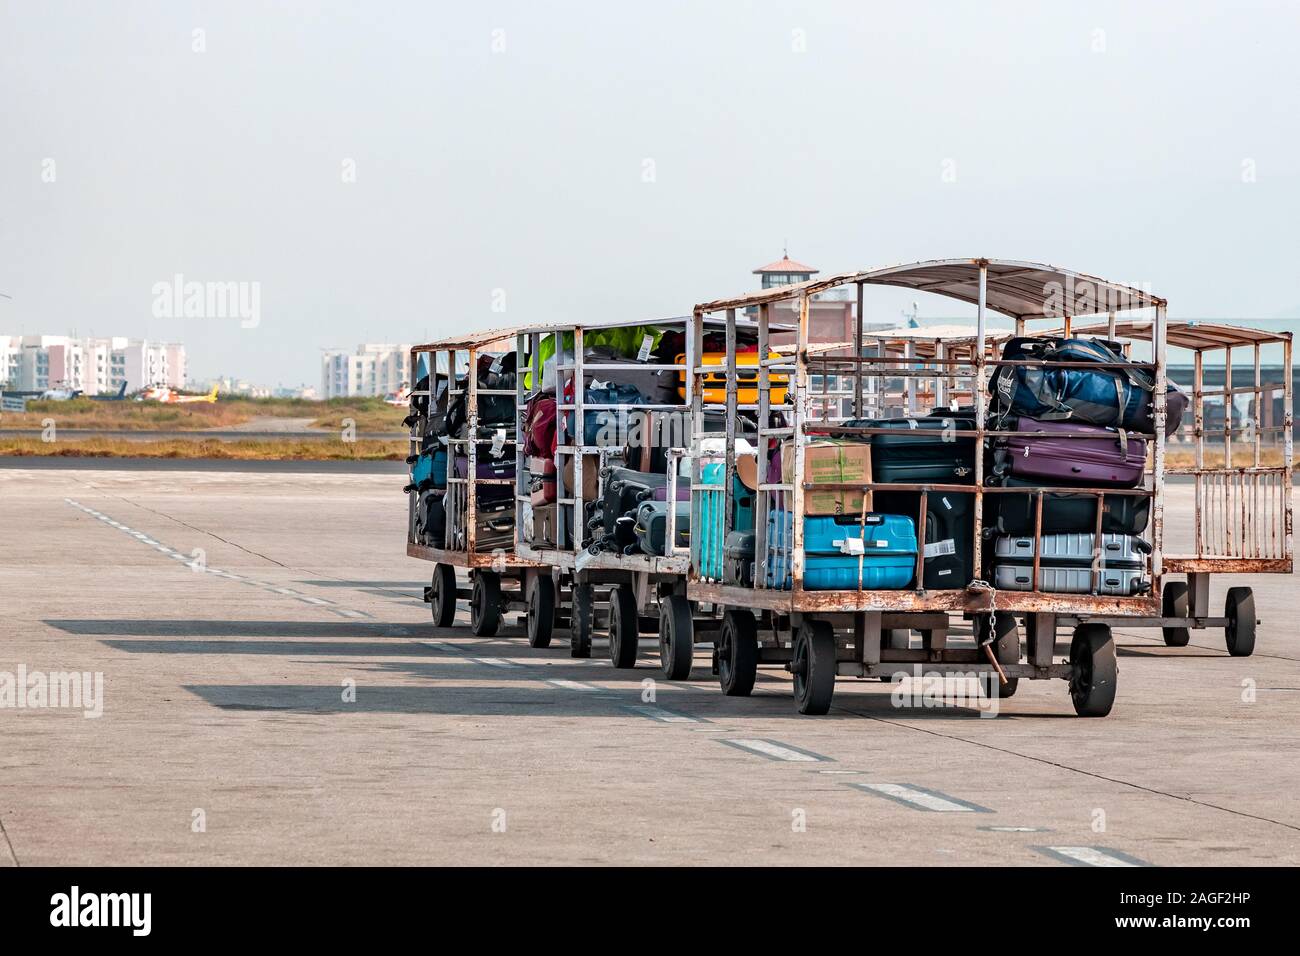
[570,583,593,659]
[1225,587,1256,658]
[608,584,640,669]
[1161,580,1191,647]
[429,564,457,627]
[1069,623,1117,718]
[718,609,758,697]
[469,570,502,637]
[996,677,1019,698]
[658,594,694,680]
[792,620,836,715]
[977,613,1021,665]
[526,574,555,649]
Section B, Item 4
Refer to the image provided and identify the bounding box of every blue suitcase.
[764,511,917,591]
[697,463,756,580]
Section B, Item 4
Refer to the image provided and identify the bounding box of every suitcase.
[529,503,572,549]
[697,463,755,580]
[414,491,446,547]
[580,345,679,405]
[991,533,1150,595]
[631,500,690,556]
[676,351,788,405]
[873,490,973,590]
[454,454,516,505]
[458,502,516,552]
[723,531,756,587]
[990,337,1187,435]
[994,417,1146,487]
[986,476,1151,536]
[844,415,978,484]
[765,511,917,591]
[407,448,447,491]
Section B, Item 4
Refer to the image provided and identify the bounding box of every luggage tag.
[637,334,654,362]
[490,355,503,374]
[490,428,506,458]
[837,538,866,555]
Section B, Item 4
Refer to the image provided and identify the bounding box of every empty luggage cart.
[684,258,1177,717]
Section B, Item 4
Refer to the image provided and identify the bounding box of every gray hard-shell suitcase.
[992,533,1150,596]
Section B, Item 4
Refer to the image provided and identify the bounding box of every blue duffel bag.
[990,337,1186,435]
[566,383,647,447]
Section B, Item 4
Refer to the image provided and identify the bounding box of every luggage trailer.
[1051,320,1293,656]
[407,334,557,638]
[511,315,783,670]
[682,258,1174,717]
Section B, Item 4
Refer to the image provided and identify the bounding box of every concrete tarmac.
[1,465,1298,865]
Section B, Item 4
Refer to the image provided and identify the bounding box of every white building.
[321,344,411,399]
[0,335,186,394]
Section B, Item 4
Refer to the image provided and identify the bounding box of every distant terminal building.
[320,343,412,399]
[0,335,185,394]
[751,252,891,346]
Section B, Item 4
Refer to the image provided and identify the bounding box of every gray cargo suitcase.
[992,533,1150,596]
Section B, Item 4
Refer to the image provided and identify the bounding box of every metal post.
[972,261,988,580]
[466,347,479,554]
[688,309,703,577]
[791,293,811,593]
[854,281,865,418]
[1194,349,1204,558]
[1284,336,1294,570]
[755,303,771,587]
[724,308,737,541]
[1152,302,1167,583]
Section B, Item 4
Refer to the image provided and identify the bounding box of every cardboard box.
[782,439,872,515]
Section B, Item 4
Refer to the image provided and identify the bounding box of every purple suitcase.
[998,418,1146,487]
[454,454,516,504]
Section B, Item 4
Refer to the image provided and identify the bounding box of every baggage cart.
[406,332,558,638]
[512,315,789,672]
[684,258,1177,717]
[1051,320,1293,656]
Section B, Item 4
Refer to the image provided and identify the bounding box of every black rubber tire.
[1070,622,1117,717]
[792,620,836,715]
[976,613,1021,665]
[469,570,502,637]
[718,610,758,697]
[996,677,1019,698]
[570,583,593,658]
[1162,580,1191,647]
[658,594,694,680]
[526,574,555,649]
[1225,587,1256,657]
[430,563,456,627]
[608,584,640,669]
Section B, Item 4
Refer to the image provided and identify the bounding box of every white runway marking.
[547,679,600,691]
[1035,845,1146,867]
[470,657,519,669]
[623,705,700,723]
[65,498,374,619]
[721,739,829,762]
[851,782,992,813]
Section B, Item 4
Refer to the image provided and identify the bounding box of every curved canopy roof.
[696,258,1165,319]
[1067,319,1290,350]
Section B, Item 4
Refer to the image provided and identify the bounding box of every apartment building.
[321,343,412,399]
[0,335,187,394]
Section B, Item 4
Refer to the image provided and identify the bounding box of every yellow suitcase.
[676,352,789,405]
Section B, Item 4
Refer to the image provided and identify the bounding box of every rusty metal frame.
[406,337,547,571]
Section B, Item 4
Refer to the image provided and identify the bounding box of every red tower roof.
[753,255,818,275]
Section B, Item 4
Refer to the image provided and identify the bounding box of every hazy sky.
[2,1,1298,387]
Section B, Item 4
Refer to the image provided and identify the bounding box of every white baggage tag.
[490,355,503,374]
[490,428,506,458]
[838,537,866,555]
[924,538,956,558]
[637,334,653,362]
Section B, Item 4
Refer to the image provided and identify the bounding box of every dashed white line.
[547,679,601,691]
[851,782,992,813]
[623,705,700,723]
[1035,845,1146,867]
[721,739,829,762]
